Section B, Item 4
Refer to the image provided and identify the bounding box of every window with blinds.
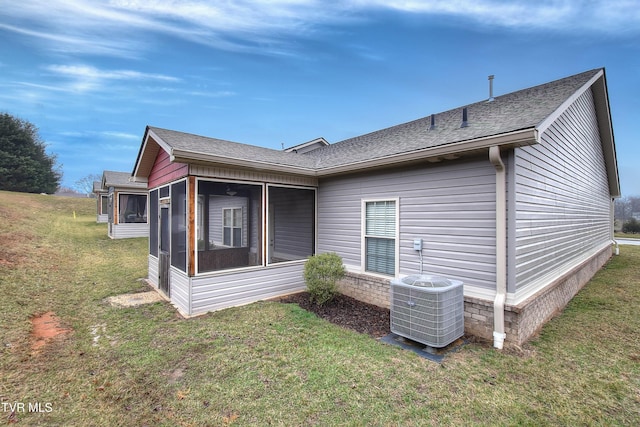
[364,200,396,276]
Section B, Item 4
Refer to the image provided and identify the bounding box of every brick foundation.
[338,245,613,346]
[337,272,392,309]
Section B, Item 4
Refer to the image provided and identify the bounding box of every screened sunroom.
[101,170,149,239]
[133,126,321,316]
[145,172,316,316]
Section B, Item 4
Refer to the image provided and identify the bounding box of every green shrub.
[623,218,640,234]
[304,252,346,306]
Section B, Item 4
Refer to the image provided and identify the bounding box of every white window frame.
[361,198,399,277]
[117,191,148,224]
[222,207,243,247]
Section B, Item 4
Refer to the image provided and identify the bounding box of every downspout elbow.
[490,146,507,349]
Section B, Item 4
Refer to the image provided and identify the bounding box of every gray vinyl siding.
[189,263,306,315]
[318,157,498,290]
[170,268,190,315]
[148,255,159,287]
[109,223,149,239]
[513,88,611,293]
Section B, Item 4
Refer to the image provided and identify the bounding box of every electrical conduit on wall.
[489,146,507,349]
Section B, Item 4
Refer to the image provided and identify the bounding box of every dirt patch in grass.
[30,311,71,353]
[105,290,165,308]
[279,292,391,338]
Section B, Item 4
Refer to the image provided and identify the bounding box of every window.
[100,195,108,215]
[364,200,396,276]
[196,180,262,273]
[159,186,170,199]
[118,193,147,223]
[223,208,243,247]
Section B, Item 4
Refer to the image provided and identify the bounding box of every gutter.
[489,146,507,349]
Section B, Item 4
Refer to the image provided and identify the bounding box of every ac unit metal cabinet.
[390,275,464,348]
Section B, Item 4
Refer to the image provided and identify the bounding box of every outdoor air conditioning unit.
[390,275,464,348]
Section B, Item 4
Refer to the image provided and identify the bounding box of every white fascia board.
[147,128,175,158]
[132,128,174,180]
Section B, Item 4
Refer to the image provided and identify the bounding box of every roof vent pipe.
[488,75,495,102]
[429,114,435,130]
[460,107,468,128]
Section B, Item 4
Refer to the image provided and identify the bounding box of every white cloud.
[57,130,140,143]
[1,1,638,59]
[186,90,237,98]
[43,64,180,93]
[0,23,144,58]
[360,0,640,31]
[46,64,179,82]
[101,131,140,140]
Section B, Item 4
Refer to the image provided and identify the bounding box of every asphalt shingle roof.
[148,127,318,170]
[309,69,600,169]
[146,69,601,173]
[103,170,147,188]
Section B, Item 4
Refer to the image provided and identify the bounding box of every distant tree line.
[0,113,61,194]
[615,196,640,234]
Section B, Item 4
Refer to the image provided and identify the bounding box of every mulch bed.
[278,292,391,338]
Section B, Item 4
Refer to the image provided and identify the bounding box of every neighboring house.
[92,180,108,223]
[101,170,149,239]
[131,68,619,348]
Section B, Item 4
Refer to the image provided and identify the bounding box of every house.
[131,68,619,348]
[92,180,108,223]
[101,170,149,239]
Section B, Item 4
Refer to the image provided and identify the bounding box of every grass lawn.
[615,232,640,239]
[1,190,639,426]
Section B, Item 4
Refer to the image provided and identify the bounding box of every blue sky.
[1,1,639,194]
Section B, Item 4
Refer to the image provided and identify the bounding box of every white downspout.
[611,198,619,256]
[489,146,507,349]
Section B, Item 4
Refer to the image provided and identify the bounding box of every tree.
[74,173,102,196]
[623,218,640,234]
[615,196,640,222]
[0,113,62,194]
